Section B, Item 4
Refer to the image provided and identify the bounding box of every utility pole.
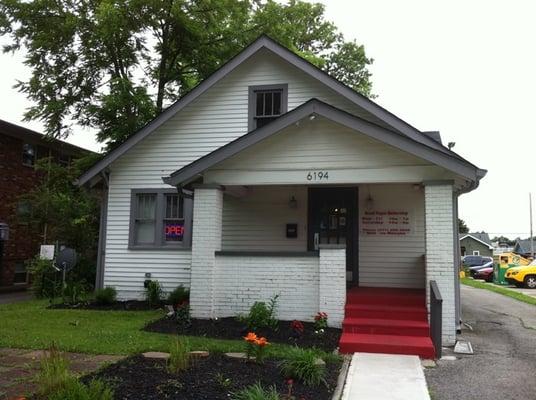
[530,193,534,258]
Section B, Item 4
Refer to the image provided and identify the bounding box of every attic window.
[248,84,288,130]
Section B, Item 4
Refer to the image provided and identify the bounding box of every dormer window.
[248,84,288,131]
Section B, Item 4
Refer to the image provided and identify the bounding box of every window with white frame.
[473,250,480,256]
[129,190,192,249]
[248,84,288,130]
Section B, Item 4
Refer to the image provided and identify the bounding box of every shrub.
[94,287,117,305]
[62,280,89,305]
[28,256,60,300]
[37,345,72,396]
[145,280,163,307]
[313,312,328,332]
[232,383,280,400]
[280,348,326,387]
[176,302,191,329]
[290,320,304,338]
[244,294,279,331]
[48,379,114,400]
[167,338,191,373]
[167,285,190,307]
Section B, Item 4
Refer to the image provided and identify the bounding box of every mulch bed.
[49,300,165,311]
[81,354,341,400]
[144,317,341,352]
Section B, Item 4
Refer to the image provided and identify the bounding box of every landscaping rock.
[142,352,170,360]
[314,358,326,366]
[421,359,436,368]
[224,352,248,360]
[189,351,209,358]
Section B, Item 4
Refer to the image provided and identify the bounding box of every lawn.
[0,300,333,359]
[461,277,536,306]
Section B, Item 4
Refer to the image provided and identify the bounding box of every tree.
[458,218,469,234]
[0,0,374,149]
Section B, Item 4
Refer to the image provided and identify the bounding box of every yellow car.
[505,260,536,288]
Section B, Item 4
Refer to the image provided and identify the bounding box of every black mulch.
[49,300,165,311]
[144,317,341,352]
[81,354,341,400]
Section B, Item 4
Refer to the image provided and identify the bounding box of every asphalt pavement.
[425,285,536,400]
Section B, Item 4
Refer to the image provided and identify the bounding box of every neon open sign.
[165,222,184,240]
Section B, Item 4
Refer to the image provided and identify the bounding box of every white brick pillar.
[424,183,456,345]
[190,186,223,319]
[319,245,346,328]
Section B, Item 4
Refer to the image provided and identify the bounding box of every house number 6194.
[306,171,329,181]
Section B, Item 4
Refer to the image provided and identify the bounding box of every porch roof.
[162,99,486,187]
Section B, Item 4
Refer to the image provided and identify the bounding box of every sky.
[0,0,534,238]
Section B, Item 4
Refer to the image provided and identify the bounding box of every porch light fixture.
[289,196,298,209]
[309,114,316,121]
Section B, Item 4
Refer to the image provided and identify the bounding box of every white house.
[78,36,485,357]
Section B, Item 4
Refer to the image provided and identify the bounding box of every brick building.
[0,119,93,289]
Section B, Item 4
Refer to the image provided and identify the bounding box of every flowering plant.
[313,312,328,332]
[290,320,304,338]
[243,332,270,363]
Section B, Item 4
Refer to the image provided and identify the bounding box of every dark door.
[308,187,359,285]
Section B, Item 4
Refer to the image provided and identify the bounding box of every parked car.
[468,260,494,272]
[472,266,494,282]
[462,255,493,268]
[505,260,536,288]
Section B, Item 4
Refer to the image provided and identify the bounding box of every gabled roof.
[77,35,482,187]
[514,239,534,254]
[459,233,493,249]
[163,99,485,186]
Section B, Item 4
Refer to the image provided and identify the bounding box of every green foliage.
[244,294,279,331]
[62,280,89,305]
[0,0,374,148]
[215,372,233,390]
[280,348,326,387]
[458,218,469,234]
[461,277,536,306]
[167,285,190,307]
[167,338,191,374]
[175,303,191,329]
[145,280,163,307]
[28,256,61,300]
[232,382,280,400]
[94,287,117,305]
[37,344,72,396]
[48,379,114,400]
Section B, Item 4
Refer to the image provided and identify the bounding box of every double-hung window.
[129,189,192,249]
[248,84,288,130]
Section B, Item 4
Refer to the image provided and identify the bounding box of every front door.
[308,187,359,285]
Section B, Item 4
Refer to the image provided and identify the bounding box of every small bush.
[167,285,189,307]
[244,294,279,331]
[95,287,117,305]
[28,256,60,300]
[176,302,191,329]
[167,338,191,373]
[62,280,89,305]
[37,345,72,396]
[232,383,280,400]
[280,348,326,387]
[48,379,114,400]
[145,280,163,307]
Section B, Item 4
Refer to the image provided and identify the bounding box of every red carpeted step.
[339,332,435,359]
[342,317,430,336]
[344,303,428,321]
[346,288,425,307]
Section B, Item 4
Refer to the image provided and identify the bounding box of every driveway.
[0,291,32,305]
[425,285,536,400]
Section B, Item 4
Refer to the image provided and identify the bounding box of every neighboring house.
[78,36,486,351]
[459,232,493,257]
[513,239,535,258]
[491,240,514,255]
[0,120,92,289]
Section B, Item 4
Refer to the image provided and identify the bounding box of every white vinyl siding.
[222,186,308,252]
[358,184,426,289]
[104,49,374,297]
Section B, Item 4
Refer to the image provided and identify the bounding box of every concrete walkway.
[342,352,430,400]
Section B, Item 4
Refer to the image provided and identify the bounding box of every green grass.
[461,277,536,306]
[0,300,337,360]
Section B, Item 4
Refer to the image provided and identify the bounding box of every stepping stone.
[142,351,170,360]
[21,350,50,360]
[189,351,209,358]
[224,352,248,360]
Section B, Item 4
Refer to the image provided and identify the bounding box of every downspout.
[95,171,109,290]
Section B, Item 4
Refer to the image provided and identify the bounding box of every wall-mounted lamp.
[289,196,298,209]
[309,114,316,121]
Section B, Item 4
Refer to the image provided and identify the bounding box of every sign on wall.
[361,210,412,236]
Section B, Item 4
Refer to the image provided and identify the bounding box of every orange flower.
[244,332,258,343]
[254,337,269,347]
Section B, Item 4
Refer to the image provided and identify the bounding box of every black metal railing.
[430,280,443,359]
